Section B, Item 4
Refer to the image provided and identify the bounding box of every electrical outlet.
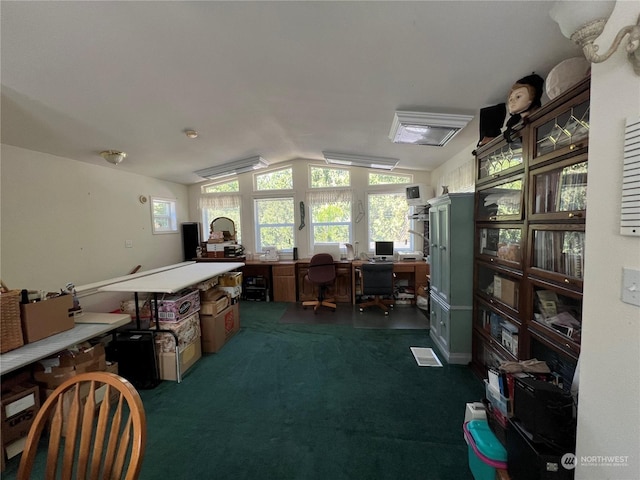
[622,268,640,307]
[125,240,133,248]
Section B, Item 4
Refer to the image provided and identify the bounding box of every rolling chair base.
[303,298,336,313]
[358,296,394,315]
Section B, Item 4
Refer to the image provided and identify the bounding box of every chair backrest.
[18,371,146,480]
[307,253,336,284]
[361,263,394,295]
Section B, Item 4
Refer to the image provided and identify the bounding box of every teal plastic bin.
[463,420,507,480]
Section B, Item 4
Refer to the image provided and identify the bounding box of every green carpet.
[3,301,483,479]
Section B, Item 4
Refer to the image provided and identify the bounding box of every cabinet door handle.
[569,143,583,151]
[489,216,497,221]
[564,278,570,284]
[440,321,444,326]
[439,246,446,250]
[568,212,583,218]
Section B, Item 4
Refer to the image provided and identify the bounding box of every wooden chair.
[358,262,395,315]
[302,253,337,313]
[18,371,146,480]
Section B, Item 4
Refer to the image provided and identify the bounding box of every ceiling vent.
[322,152,398,170]
[389,111,474,146]
[194,156,269,180]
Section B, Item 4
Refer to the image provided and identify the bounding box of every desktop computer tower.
[181,222,201,261]
[113,331,160,390]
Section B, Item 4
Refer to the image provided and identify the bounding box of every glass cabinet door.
[530,154,587,221]
[476,263,521,313]
[476,176,524,221]
[531,87,590,163]
[477,225,523,267]
[475,302,519,358]
[531,282,582,353]
[529,226,585,288]
[476,136,524,184]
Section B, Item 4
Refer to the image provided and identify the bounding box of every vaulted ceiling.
[1,1,581,185]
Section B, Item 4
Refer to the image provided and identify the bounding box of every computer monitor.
[374,241,394,261]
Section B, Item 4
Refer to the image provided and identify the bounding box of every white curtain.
[305,189,353,204]
[198,194,241,209]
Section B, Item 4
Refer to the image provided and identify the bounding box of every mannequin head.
[507,73,544,117]
[508,84,535,115]
[503,73,544,143]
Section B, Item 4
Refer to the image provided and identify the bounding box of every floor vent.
[410,347,443,367]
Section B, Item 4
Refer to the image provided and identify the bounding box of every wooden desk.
[0,312,130,376]
[351,261,429,304]
[194,258,428,305]
[297,260,352,303]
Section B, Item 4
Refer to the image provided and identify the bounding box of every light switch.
[125,240,133,248]
[622,268,640,307]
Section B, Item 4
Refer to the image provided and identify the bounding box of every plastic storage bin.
[463,420,507,480]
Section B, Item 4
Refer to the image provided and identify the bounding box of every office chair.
[358,262,395,315]
[302,253,337,313]
[18,371,146,480]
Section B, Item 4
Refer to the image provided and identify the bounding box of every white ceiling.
[1,1,581,185]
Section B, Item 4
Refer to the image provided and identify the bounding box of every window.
[254,197,295,252]
[310,166,350,188]
[199,180,241,242]
[308,190,352,245]
[308,166,352,247]
[367,192,412,251]
[151,197,178,234]
[202,180,239,193]
[256,167,293,191]
[368,172,411,185]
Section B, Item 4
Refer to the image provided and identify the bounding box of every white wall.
[430,140,476,194]
[187,158,432,259]
[575,2,640,478]
[1,144,189,311]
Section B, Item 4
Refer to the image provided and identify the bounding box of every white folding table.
[98,261,244,383]
[0,312,131,376]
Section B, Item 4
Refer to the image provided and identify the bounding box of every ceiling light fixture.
[550,1,639,76]
[389,111,474,146]
[185,130,199,139]
[322,152,398,171]
[100,150,127,165]
[194,156,269,180]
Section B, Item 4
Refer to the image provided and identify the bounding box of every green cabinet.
[428,193,474,364]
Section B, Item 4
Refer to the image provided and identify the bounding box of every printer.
[397,251,423,262]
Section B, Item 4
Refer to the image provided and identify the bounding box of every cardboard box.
[493,276,518,309]
[153,289,200,322]
[219,272,243,287]
[33,343,106,389]
[105,361,118,375]
[216,285,242,302]
[200,291,229,316]
[200,303,240,353]
[1,384,40,445]
[157,337,202,381]
[20,294,74,343]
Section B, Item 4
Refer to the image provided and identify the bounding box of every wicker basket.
[1,289,24,353]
